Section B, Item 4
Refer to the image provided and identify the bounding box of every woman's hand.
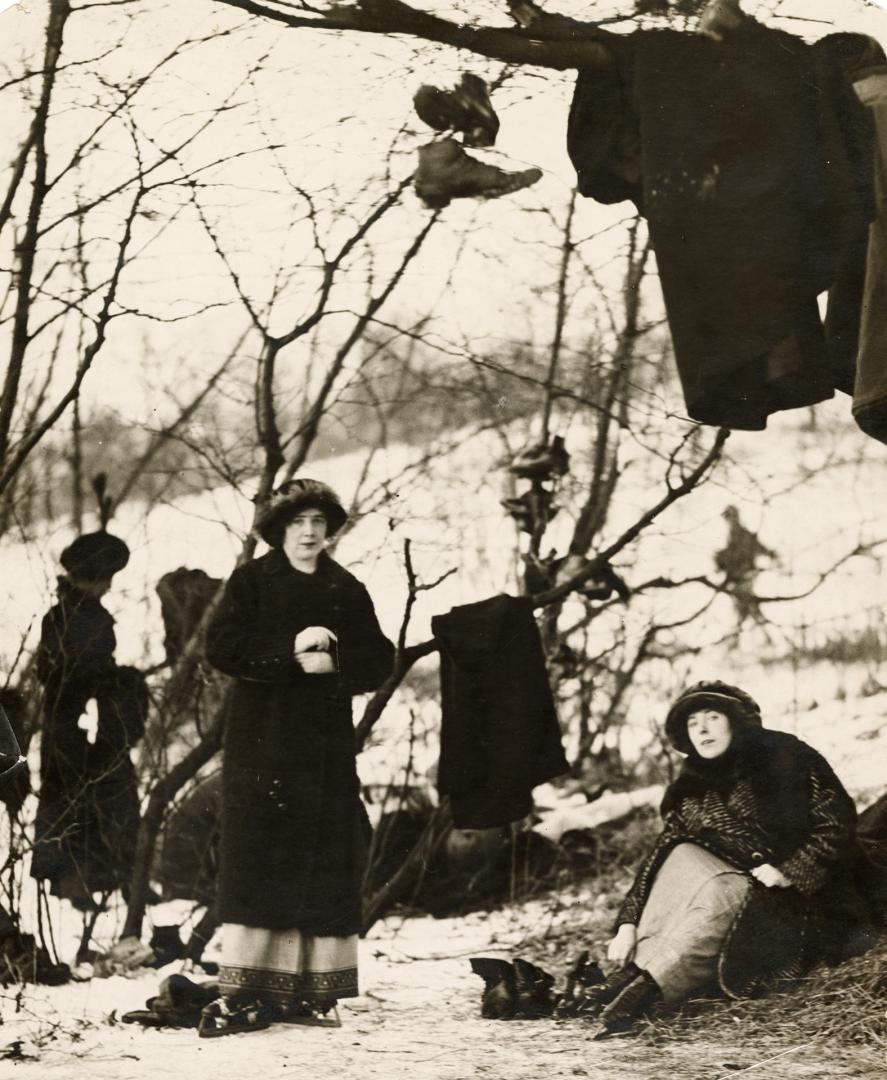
[606,923,638,966]
[294,626,337,653]
[296,651,336,675]
[750,863,791,889]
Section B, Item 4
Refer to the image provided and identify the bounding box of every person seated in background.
[581,680,872,1038]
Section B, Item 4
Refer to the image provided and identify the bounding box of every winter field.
[1,403,887,1078]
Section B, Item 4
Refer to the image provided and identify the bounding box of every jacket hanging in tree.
[205,549,394,935]
[847,53,887,442]
[568,20,875,431]
[432,594,569,830]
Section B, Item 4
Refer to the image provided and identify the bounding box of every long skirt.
[218,924,358,1005]
[634,842,750,1003]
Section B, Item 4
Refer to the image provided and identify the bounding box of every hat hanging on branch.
[60,473,130,583]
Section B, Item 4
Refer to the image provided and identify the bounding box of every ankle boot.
[414,139,542,210]
[512,957,556,1019]
[414,73,500,148]
[592,970,661,1038]
[469,957,516,1019]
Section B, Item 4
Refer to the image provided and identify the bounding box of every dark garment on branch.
[157,567,221,666]
[568,22,875,430]
[851,69,887,442]
[432,595,569,829]
[32,578,147,895]
[205,548,393,935]
[618,726,866,998]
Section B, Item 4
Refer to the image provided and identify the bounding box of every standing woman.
[32,485,147,910]
[201,479,394,1037]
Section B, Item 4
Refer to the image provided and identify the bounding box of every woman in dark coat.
[201,478,394,1036]
[32,528,147,909]
[579,681,862,1037]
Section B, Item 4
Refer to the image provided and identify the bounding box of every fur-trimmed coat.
[205,549,393,935]
[617,728,863,997]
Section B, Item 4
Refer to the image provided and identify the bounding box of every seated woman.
[586,681,863,1037]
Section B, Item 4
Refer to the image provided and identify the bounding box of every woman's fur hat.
[665,680,762,753]
[256,478,347,546]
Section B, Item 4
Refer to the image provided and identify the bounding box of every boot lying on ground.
[554,950,605,1018]
[470,957,516,1019]
[512,957,557,1018]
[414,139,542,210]
[414,73,500,147]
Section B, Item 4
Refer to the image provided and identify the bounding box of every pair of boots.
[412,72,542,210]
[469,956,557,1019]
[556,958,661,1037]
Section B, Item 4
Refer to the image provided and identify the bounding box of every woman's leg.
[633,844,750,1004]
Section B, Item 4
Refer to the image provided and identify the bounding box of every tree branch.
[212,0,619,70]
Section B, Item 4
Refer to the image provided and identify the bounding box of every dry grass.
[642,938,887,1053]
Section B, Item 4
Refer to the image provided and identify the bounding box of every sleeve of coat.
[335,583,394,695]
[776,752,857,896]
[205,564,300,683]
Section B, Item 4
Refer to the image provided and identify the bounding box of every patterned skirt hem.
[218,963,359,1003]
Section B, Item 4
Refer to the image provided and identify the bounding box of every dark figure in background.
[584,681,866,1037]
[714,505,776,626]
[200,478,393,1037]
[31,526,148,909]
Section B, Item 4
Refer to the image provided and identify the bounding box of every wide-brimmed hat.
[664,680,762,753]
[60,531,130,583]
[255,478,347,546]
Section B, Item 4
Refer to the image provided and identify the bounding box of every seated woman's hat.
[60,530,130,582]
[256,478,347,545]
[665,680,762,753]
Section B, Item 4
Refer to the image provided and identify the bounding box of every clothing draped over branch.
[568,21,882,434]
[433,594,569,830]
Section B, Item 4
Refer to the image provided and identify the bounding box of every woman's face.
[282,509,329,569]
[686,708,733,759]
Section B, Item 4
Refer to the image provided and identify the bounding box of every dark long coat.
[567,21,874,431]
[205,549,393,935]
[432,594,569,829]
[32,579,146,893]
[618,728,867,998]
